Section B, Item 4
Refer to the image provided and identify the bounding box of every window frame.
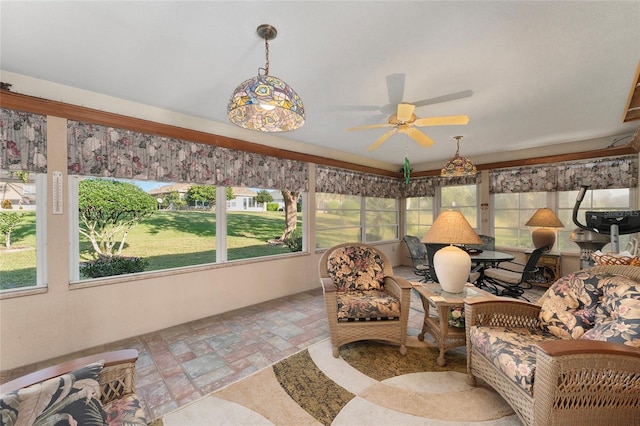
[69,177,307,283]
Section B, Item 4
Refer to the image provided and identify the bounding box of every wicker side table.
[413,282,494,366]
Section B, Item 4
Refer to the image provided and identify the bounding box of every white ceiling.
[1,1,639,172]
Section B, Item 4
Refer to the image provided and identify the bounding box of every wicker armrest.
[98,350,139,404]
[383,275,412,296]
[464,298,541,328]
[320,277,336,292]
[536,339,640,358]
[533,340,640,422]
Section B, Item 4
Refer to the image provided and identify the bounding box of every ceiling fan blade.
[411,89,474,108]
[347,122,394,131]
[396,103,415,122]
[413,115,469,127]
[368,128,398,151]
[401,127,435,148]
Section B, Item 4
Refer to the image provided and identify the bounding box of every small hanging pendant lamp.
[227,24,305,132]
[441,136,477,177]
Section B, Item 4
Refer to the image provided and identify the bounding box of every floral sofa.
[0,349,147,425]
[319,243,412,357]
[465,265,640,426]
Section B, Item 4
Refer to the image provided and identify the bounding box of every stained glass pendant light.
[441,136,477,177]
[227,24,305,132]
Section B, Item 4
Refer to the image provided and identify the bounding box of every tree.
[163,191,186,209]
[0,211,24,248]
[0,171,29,249]
[279,190,300,241]
[79,179,157,258]
[254,190,274,211]
[185,184,217,209]
[225,187,235,201]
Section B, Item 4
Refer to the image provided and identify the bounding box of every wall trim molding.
[1,89,637,179]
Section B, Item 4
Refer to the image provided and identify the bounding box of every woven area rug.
[157,338,520,425]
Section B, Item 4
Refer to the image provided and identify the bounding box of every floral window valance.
[67,121,308,192]
[0,108,47,172]
[489,155,638,193]
[315,165,401,198]
[403,174,480,198]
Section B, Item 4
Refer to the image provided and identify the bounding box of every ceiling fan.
[347,103,469,151]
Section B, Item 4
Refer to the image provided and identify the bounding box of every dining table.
[468,250,515,293]
[469,250,515,266]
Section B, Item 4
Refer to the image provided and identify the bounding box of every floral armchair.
[319,243,412,357]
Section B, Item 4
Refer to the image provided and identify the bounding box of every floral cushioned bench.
[0,349,147,426]
[465,265,640,426]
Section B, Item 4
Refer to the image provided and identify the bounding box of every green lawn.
[1,210,301,290]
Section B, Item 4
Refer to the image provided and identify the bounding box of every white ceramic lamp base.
[433,245,471,293]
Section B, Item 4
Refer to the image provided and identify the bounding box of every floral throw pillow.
[0,361,106,426]
[538,271,603,339]
[327,246,385,291]
[581,279,640,348]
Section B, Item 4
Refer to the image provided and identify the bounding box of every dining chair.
[480,246,549,301]
[402,235,430,282]
[425,243,448,283]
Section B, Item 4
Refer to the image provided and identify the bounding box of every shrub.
[80,256,149,278]
[283,228,303,252]
[267,202,279,211]
[1,199,13,209]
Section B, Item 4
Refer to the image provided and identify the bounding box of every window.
[227,188,303,261]
[557,188,632,253]
[314,193,398,248]
[70,180,304,281]
[493,192,547,248]
[440,184,478,228]
[70,177,217,281]
[315,193,361,249]
[1,171,46,291]
[364,197,398,243]
[405,196,434,238]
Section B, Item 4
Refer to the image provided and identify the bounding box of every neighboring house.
[148,184,262,212]
[227,187,260,212]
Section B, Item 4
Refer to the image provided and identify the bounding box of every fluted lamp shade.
[227,24,305,132]
[422,210,482,293]
[525,208,564,249]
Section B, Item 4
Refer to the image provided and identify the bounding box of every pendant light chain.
[259,37,270,76]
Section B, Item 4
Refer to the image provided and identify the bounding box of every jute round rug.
[158,339,518,425]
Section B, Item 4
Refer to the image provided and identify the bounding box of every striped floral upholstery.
[336,289,401,321]
[469,326,560,395]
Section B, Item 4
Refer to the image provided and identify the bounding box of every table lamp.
[422,210,482,293]
[525,208,564,249]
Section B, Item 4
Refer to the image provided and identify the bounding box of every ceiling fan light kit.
[441,136,477,177]
[227,24,305,132]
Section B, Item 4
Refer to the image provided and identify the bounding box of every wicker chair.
[465,265,640,426]
[319,243,412,357]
